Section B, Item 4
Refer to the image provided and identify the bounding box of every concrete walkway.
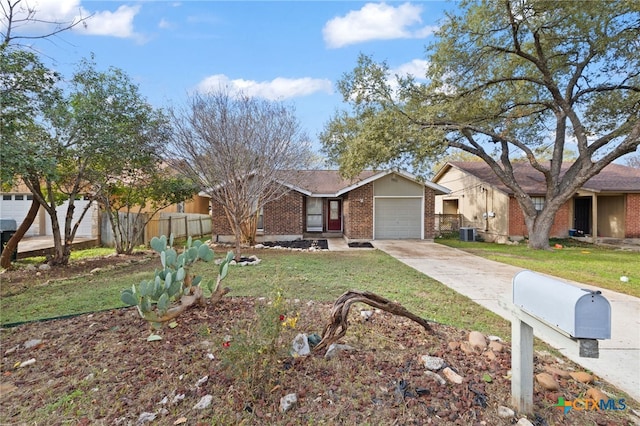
[371,240,640,403]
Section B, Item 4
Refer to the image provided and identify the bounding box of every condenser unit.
[459,227,476,242]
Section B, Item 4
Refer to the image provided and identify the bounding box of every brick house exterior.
[433,162,640,243]
[210,170,449,243]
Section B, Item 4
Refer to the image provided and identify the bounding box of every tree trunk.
[314,290,435,353]
[0,198,40,269]
[523,209,555,250]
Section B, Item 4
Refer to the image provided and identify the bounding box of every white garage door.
[374,198,422,239]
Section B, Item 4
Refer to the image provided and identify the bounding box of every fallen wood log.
[313,290,434,353]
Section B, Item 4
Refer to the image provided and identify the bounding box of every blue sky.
[6,0,455,154]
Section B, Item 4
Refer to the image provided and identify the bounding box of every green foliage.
[217,290,297,400]
[120,234,233,328]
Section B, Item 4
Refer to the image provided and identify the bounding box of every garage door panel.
[374,198,422,239]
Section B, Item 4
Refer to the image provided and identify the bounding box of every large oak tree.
[321,0,640,249]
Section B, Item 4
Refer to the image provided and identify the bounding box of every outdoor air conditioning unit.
[460,227,476,242]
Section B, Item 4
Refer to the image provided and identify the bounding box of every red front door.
[328,199,341,231]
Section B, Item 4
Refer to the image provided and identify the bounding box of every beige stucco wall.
[374,174,423,196]
[597,195,625,238]
[434,167,511,242]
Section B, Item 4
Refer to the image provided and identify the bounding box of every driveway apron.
[373,240,640,403]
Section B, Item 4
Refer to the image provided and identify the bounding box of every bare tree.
[169,90,314,259]
[1,0,90,48]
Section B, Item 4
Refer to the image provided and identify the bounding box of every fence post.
[185,216,189,238]
[199,217,204,238]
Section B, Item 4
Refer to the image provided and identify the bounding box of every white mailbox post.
[503,270,611,413]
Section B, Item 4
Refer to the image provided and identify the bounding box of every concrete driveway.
[373,240,640,403]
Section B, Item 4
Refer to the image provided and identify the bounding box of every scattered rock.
[424,370,446,385]
[484,350,496,361]
[291,333,311,357]
[460,341,475,354]
[488,341,503,352]
[535,373,559,391]
[488,335,502,341]
[360,310,373,320]
[192,395,213,410]
[254,243,265,249]
[172,394,185,404]
[137,412,157,424]
[442,367,463,384]
[544,365,571,378]
[23,339,42,349]
[38,264,51,271]
[516,418,534,426]
[498,405,515,418]
[90,267,102,274]
[586,387,608,402]
[468,331,487,350]
[569,371,593,383]
[195,376,208,387]
[280,393,297,412]
[17,358,36,368]
[324,343,355,360]
[448,341,459,350]
[420,355,444,371]
[25,265,36,272]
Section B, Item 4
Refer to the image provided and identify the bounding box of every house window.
[14,195,24,200]
[26,195,33,200]
[2,195,11,200]
[532,196,545,211]
[306,198,323,232]
[256,207,264,231]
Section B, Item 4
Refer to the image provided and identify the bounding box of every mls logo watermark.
[555,397,627,414]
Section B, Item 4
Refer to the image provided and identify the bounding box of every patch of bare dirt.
[0,257,637,425]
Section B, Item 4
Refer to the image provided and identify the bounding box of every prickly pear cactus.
[120,234,233,328]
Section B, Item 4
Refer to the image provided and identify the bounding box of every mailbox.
[512,270,611,339]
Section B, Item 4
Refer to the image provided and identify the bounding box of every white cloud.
[323,2,437,49]
[80,5,140,38]
[4,0,141,39]
[158,18,173,30]
[390,59,429,81]
[197,74,333,100]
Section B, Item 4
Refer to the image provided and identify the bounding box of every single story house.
[432,161,640,243]
[211,170,450,242]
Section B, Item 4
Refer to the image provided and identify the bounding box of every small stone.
[516,418,534,426]
[488,335,502,342]
[90,267,102,274]
[424,370,446,385]
[280,393,297,412]
[498,406,515,418]
[484,350,496,361]
[195,376,208,387]
[137,412,157,424]
[460,341,475,354]
[442,367,463,384]
[254,244,265,249]
[569,371,593,383]
[25,265,36,271]
[488,341,503,352]
[292,334,311,357]
[23,339,42,349]
[543,365,571,378]
[193,395,213,410]
[360,310,373,320]
[468,331,487,350]
[38,264,51,271]
[324,343,355,360]
[420,355,445,371]
[535,373,560,391]
[586,387,608,402]
[448,341,460,350]
[172,394,185,404]
[17,358,36,368]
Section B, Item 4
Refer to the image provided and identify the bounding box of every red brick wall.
[211,190,304,237]
[626,193,640,237]
[344,183,373,239]
[424,187,436,239]
[508,197,571,238]
[263,191,304,235]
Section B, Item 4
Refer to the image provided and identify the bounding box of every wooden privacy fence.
[145,213,212,243]
[102,212,212,247]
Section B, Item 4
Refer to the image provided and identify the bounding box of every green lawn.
[436,238,640,298]
[0,249,509,338]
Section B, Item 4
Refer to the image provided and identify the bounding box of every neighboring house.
[211,170,450,242]
[432,161,640,243]
[0,182,99,239]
